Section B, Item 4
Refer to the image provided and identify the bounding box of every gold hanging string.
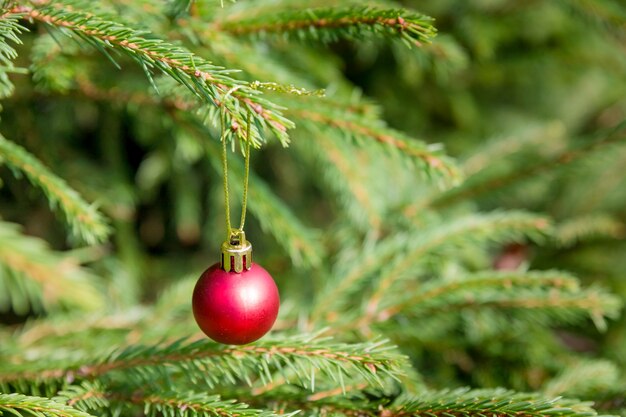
[220,107,231,238]
[220,107,252,241]
[239,110,252,231]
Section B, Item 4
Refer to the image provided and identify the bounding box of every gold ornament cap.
[221,230,252,273]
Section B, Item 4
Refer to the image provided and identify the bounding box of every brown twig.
[217,15,414,36]
[7,3,287,133]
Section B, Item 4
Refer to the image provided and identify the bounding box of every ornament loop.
[221,229,252,273]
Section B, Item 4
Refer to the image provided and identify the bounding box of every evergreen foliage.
[0,393,95,417]
[1,1,625,417]
[0,134,110,244]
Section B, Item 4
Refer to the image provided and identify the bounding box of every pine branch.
[174,21,325,94]
[10,0,294,146]
[0,5,27,99]
[416,119,626,211]
[65,74,456,237]
[215,6,436,48]
[0,133,111,245]
[66,73,458,183]
[300,129,384,231]
[58,382,287,417]
[358,271,621,333]
[58,382,109,411]
[0,259,43,315]
[254,388,605,417]
[553,214,625,248]
[401,286,621,332]
[3,309,143,355]
[371,270,583,321]
[29,33,81,93]
[0,220,104,314]
[134,391,285,417]
[388,388,603,417]
[281,98,460,182]
[36,54,457,193]
[168,0,195,19]
[0,393,95,417]
[0,336,406,392]
[544,359,620,398]
[562,146,626,214]
[314,211,551,322]
[461,122,566,176]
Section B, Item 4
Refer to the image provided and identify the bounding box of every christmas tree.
[1,1,625,417]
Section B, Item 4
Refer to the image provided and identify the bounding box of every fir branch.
[305,130,383,231]
[341,271,621,335]
[178,27,323,96]
[58,382,286,417]
[282,100,460,182]
[461,122,566,176]
[352,271,621,333]
[0,393,95,417]
[0,6,26,99]
[387,388,602,417]
[11,0,294,146]
[168,0,195,19]
[401,286,621,332]
[553,214,625,248]
[0,220,104,313]
[67,74,457,183]
[419,120,626,210]
[140,391,280,417]
[0,133,111,245]
[29,33,81,93]
[544,359,620,398]
[215,6,436,48]
[59,383,109,411]
[0,336,406,391]
[371,270,584,322]
[254,388,604,417]
[315,211,551,321]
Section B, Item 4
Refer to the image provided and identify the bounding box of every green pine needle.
[314,211,552,320]
[0,393,96,417]
[57,382,292,417]
[0,335,406,392]
[217,6,437,48]
[0,9,26,99]
[0,220,104,314]
[0,134,111,245]
[10,0,294,146]
[394,388,603,417]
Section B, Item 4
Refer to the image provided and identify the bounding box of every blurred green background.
[1,0,625,412]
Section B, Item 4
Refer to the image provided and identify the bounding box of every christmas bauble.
[192,262,280,345]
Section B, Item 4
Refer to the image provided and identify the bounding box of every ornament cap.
[221,230,252,273]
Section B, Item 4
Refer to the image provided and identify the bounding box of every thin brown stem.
[8,4,287,133]
[218,14,415,37]
[291,109,457,178]
[0,344,387,384]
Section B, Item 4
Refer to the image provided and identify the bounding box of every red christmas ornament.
[192,231,280,345]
